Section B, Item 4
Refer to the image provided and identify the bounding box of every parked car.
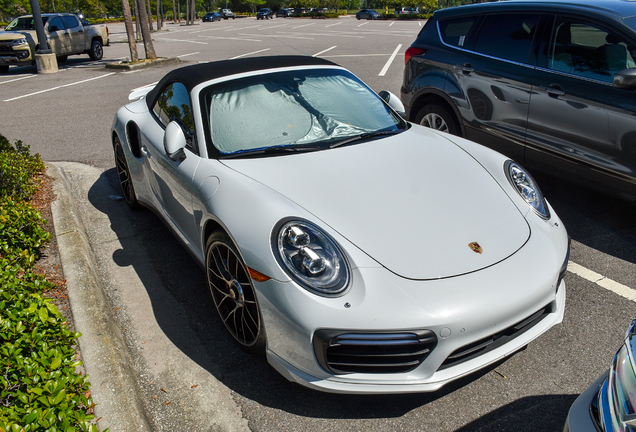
[402,0,636,201]
[356,9,382,20]
[256,8,274,19]
[111,55,569,393]
[0,13,109,72]
[276,8,293,17]
[202,12,221,22]
[395,7,417,15]
[219,8,235,19]
[564,316,636,431]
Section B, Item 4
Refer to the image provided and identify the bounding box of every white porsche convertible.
[111,56,569,394]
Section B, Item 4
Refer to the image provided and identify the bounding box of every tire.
[232,16,235,19]
[414,103,460,136]
[0,65,8,73]
[356,15,360,20]
[88,39,103,61]
[56,55,68,63]
[206,231,265,353]
[113,136,139,210]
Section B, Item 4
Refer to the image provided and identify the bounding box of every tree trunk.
[146,0,154,31]
[136,0,157,58]
[133,0,141,40]
[177,1,181,23]
[172,0,176,23]
[185,0,190,25]
[121,0,138,62]
[190,0,195,23]
[156,0,160,29]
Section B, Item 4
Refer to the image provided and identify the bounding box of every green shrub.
[0,134,105,432]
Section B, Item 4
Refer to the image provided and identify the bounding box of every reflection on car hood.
[222,127,530,279]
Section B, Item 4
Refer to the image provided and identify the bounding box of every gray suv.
[401,0,636,200]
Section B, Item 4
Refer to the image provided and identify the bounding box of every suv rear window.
[439,17,477,48]
[474,13,540,64]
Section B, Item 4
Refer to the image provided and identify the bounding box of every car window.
[473,13,540,64]
[61,15,79,29]
[6,16,48,30]
[48,17,64,32]
[152,82,196,151]
[547,17,636,83]
[202,69,404,155]
[438,17,478,48]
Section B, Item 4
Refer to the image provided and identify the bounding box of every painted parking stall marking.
[568,262,636,302]
[0,75,35,85]
[379,44,402,76]
[313,46,337,57]
[4,73,116,102]
[230,48,271,59]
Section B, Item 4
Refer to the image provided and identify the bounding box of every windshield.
[202,69,405,157]
[6,16,48,31]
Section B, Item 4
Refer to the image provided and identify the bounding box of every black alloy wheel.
[114,137,139,209]
[206,232,265,353]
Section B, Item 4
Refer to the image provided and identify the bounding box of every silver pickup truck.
[0,13,109,72]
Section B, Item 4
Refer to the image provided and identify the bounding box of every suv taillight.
[405,46,425,65]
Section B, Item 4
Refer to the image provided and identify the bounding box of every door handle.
[540,85,566,97]
[454,63,474,74]
[141,146,150,157]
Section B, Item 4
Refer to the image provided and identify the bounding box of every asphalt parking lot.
[1,16,636,431]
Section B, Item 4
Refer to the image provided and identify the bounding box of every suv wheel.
[415,104,460,135]
[89,40,103,61]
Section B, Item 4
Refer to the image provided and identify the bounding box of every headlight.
[505,161,550,219]
[273,219,350,297]
[11,38,28,46]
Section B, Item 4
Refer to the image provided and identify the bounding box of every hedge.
[0,134,105,432]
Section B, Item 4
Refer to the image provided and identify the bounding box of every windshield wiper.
[220,145,323,159]
[329,130,402,149]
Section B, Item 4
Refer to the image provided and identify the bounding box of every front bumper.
[0,47,32,65]
[564,371,607,432]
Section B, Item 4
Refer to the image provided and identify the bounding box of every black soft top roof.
[146,55,339,109]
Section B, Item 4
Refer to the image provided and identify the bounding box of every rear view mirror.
[614,68,636,90]
[164,121,187,162]
[379,90,407,119]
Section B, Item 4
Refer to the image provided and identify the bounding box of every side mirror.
[378,90,407,119]
[49,25,59,32]
[164,121,187,162]
[614,68,636,90]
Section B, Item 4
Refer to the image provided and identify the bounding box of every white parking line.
[4,73,116,102]
[568,262,636,302]
[230,48,271,59]
[155,37,208,44]
[292,22,316,29]
[325,22,341,28]
[266,24,289,29]
[199,35,262,42]
[277,31,363,39]
[379,44,402,76]
[0,75,35,85]
[177,52,200,58]
[240,33,314,40]
[313,46,336,57]
[358,22,369,27]
[389,21,395,27]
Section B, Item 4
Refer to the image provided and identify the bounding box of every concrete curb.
[47,162,152,432]
[47,162,251,432]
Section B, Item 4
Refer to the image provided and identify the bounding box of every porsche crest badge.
[469,242,483,254]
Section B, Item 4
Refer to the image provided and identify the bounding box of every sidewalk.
[48,161,250,432]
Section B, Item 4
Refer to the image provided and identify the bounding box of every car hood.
[221,127,530,280]
[0,30,35,41]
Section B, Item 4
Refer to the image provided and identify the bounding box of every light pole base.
[35,53,58,74]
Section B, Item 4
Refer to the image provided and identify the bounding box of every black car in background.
[356,9,382,20]
[257,8,274,19]
[202,12,221,22]
[276,8,293,17]
[401,0,636,200]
